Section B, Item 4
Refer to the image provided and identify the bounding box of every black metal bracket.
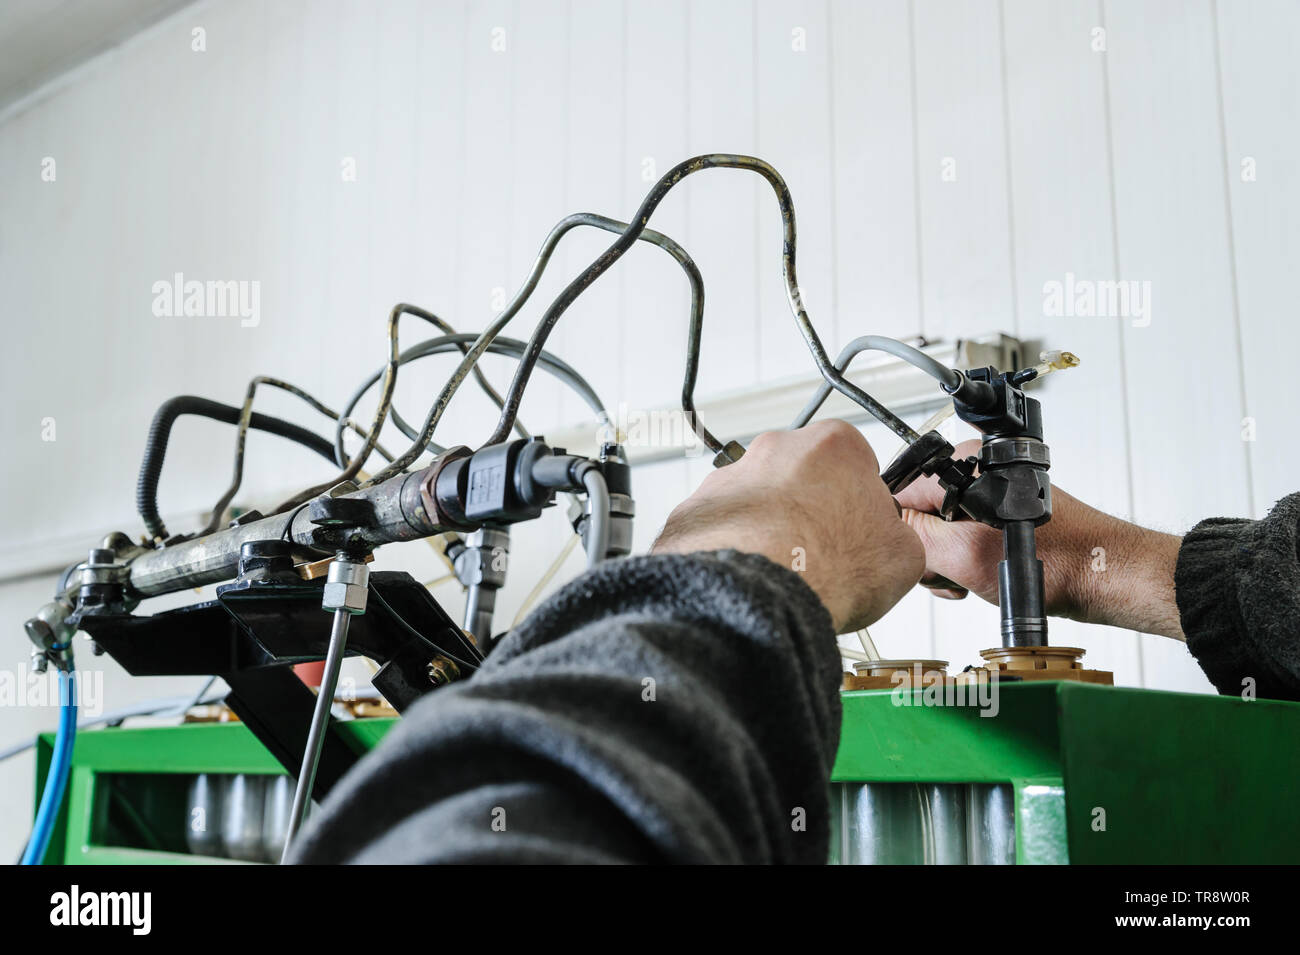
[78,571,467,798]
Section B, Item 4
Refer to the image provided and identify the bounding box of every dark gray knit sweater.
[292,551,841,864]
[1175,492,1300,701]
[293,498,1300,864]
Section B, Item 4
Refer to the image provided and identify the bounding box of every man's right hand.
[895,439,1186,640]
[653,420,926,634]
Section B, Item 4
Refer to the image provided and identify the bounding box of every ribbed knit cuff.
[1175,494,1300,699]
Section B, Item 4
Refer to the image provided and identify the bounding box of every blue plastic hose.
[21,667,77,865]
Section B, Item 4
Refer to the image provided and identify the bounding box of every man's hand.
[896,439,1185,639]
[653,420,925,633]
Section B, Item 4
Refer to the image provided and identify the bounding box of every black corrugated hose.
[137,396,335,542]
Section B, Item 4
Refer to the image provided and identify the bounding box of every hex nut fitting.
[322,557,369,614]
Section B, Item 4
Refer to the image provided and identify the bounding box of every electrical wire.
[204,376,396,536]
[388,337,608,443]
[330,306,531,472]
[426,569,487,665]
[862,337,961,389]
[280,500,313,541]
[0,683,228,765]
[510,533,580,628]
[336,334,609,468]
[276,301,566,515]
[458,155,917,459]
[20,665,77,865]
[363,212,714,487]
[369,588,482,672]
[389,305,530,439]
[857,627,881,660]
[913,403,956,437]
[838,645,873,664]
[791,336,961,429]
[579,469,611,568]
[429,533,461,576]
[271,304,425,515]
[185,675,218,710]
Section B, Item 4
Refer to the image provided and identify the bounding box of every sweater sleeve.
[290,550,843,864]
[1174,492,1300,701]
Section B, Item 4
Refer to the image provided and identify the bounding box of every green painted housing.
[33,681,1300,864]
[834,681,1300,863]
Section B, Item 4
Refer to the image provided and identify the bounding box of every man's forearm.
[1071,516,1185,641]
[1062,494,1300,699]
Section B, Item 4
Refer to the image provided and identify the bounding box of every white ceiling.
[0,0,194,114]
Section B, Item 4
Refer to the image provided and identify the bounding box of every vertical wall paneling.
[557,0,627,426]
[1104,0,1247,691]
[911,0,1015,667]
[828,0,933,662]
[1214,0,1300,513]
[1000,0,1140,681]
[911,0,1016,342]
[403,0,472,467]
[450,0,517,449]
[323,0,378,404]
[754,0,837,381]
[368,0,421,325]
[410,0,469,316]
[383,0,471,454]
[829,0,921,342]
[506,0,572,433]
[282,2,339,411]
[685,0,760,398]
[491,0,584,630]
[622,0,690,417]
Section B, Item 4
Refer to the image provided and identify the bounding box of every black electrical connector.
[594,443,632,498]
[432,437,598,529]
[942,369,998,411]
[950,366,1042,441]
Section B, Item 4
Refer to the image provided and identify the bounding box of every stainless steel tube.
[280,608,352,863]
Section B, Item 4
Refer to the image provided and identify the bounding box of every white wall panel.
[755,0,837,380]
[686,0,760,397]
[912,0,1017,342]
[1215,0,1300,513]
[506,0,572,431]
[556,0,627,427]
[1104,0,1247,691]
[911,0,1014,669]
[829,0,921,342]
[1000,0,1140,683]
[451,0,517,445]
[621,0,691,416]
[827,0,935,665]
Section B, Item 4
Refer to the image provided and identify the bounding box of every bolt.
[427,655,460,687]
